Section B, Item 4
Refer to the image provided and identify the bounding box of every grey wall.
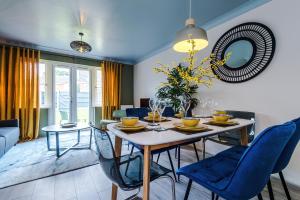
[41,51,100,66]
[121,64,134,105]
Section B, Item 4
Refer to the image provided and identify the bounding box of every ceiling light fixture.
[173,0,208,53]
[70,32,92,53]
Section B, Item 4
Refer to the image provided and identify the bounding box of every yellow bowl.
[214,110,227,115]
[212,114,230,122]
[182,117,200,127]
[121,117,139,126]
[148,112,160,119]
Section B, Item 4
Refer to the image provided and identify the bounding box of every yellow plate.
[208,120,238,125]
[173,123,209,132]
[114,123,146,132]
[144,116,167,122]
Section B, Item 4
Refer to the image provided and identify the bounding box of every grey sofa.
[0,119,20,158]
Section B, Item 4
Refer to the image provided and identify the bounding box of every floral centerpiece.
[154,41,230,113]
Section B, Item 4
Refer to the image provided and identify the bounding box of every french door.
[53,66,91,124]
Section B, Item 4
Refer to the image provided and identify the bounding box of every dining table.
[107,117,255,200]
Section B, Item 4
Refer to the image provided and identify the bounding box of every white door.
[53,66,91,124]
[76,68,91,123]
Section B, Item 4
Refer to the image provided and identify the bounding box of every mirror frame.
[211,22,276,83]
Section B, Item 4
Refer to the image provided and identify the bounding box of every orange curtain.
[101,60,122,119]
[0,46,40,141]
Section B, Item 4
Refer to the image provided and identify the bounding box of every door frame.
[49,61,95,125]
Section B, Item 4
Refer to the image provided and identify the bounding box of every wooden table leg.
[240,126,249,146]
[112,136,122,200]
[143,145,151,200]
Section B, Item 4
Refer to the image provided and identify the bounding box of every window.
[93,68,102,107]
[39,63,48,107]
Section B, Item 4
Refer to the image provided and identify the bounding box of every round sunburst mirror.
[211,22,276,83]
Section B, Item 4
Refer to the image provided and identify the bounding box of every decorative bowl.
[214,110,227,115]
[121,117,139,127]
[212,114,230,122]
[61,122,77,128]
[182,117,200,127]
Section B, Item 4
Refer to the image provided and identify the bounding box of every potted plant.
[154,44,230,114]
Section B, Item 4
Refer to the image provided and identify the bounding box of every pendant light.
[173,0,208,53]
[70,32,92,53]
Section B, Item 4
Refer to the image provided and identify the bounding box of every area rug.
[0,131,99,189]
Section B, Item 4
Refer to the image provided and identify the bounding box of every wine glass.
[180,97,191,117]
[156,100,167,131]
[149,98,158,126]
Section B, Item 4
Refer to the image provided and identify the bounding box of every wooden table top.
[107,118,254,146]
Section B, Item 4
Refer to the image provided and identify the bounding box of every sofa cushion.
[0,119,18,127]
[0,127,19,153]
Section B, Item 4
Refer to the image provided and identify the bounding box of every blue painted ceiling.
[0,0,270,64]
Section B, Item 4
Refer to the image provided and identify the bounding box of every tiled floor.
[0,145,299,200]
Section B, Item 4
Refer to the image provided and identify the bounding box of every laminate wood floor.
[0,145,299,200]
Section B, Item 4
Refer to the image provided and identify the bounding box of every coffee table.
[42,124,91,157]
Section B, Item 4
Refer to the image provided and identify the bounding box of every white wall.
[134,0,300,186]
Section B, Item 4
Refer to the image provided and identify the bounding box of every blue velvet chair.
[163,106,175,117]
[177,122,296,200]
[126,107,174,118]
[217,117,300,200]
[125,107,150,119]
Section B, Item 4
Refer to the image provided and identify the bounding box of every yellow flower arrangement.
[154,40,231,89]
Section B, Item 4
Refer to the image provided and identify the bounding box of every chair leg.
[167,150,177,182]
[160,175,176,200]
[124,187,141,200]
[215,195,219,200]
[175,147,178,159]
[156,153,161,163]
[125,146,135,175]
[212,192,215,200]
[177,146,181,181]
[279,171,291,200]
[257,193,263,200]
[267,179,275,200]
[129,145,134,155]
[202,138,206,159]
[193,143,200,161]
[184,179,193,200]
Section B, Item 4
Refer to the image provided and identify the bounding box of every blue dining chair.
[177,122,296,200]
[126,107,150,119]
[217,117,300,200]
[163,106,175,117]
[126,107,174,118]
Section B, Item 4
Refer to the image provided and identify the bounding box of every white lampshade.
[173,18,208,53]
